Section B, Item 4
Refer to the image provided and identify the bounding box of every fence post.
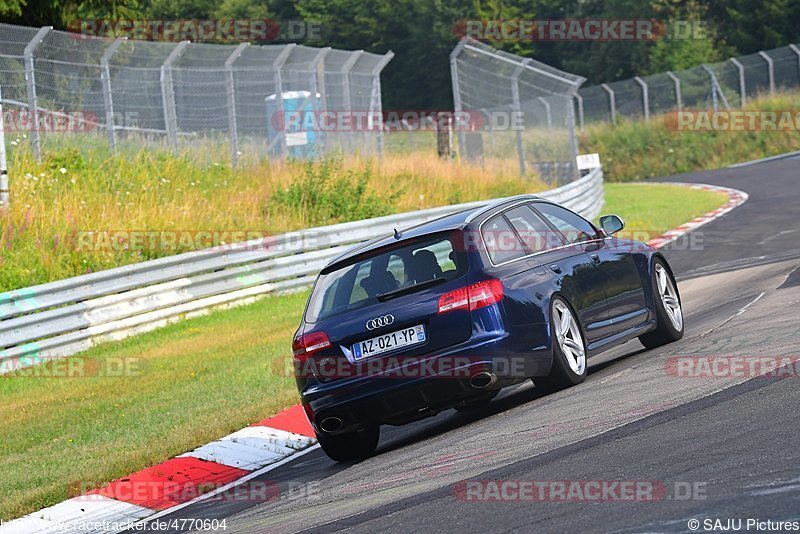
[0,85,8,211]
[574,93,584,131]
[601,83,616,123]
[634,76,649,120]
[537,96,552,129]
[449,39,467,163]
[370,51,394,158]
[308,47,330,157]
[565,95,580,183]
[315,48,329,155]
[340,50,363,154]
[510,60,528,176]
[270,44,294,159]
[666,71,682,111]
[23,26,51,162]
[100,38,125,154]
[729,57,746,107]
[160,40,188,153]
[758,51,775,95]
[701,64,730,111]
[789,45,800,82]
[225,42,248,167]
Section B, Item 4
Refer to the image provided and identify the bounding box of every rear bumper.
[299,324,552,432]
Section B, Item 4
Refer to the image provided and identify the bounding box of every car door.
[532,202,647,338]
[503,203,611,343]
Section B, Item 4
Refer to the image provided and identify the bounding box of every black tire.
[639,258,684,350]
[537,296,587,393]
[454,390,499,412]
[316,425,379,462]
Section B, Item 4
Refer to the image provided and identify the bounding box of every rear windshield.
[305,234,465,322]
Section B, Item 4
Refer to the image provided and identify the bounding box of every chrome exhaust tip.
[319,416,344,433]
[470,371,498,389]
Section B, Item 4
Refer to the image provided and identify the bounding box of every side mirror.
[599,214,625,236]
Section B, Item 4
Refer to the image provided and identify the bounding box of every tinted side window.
[482,215,526,264]
[504,205,563,253]
[534,203,597,244]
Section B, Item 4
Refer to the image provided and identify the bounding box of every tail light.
[438,279,503,314]
[292,331,331,362]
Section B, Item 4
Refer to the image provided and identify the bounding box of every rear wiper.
[376,277,447,301]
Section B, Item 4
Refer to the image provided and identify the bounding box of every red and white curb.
[0,405,317,533]
[646,183,748,249]
[0,181,748,533]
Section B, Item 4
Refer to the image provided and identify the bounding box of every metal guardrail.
[0,167,603,367]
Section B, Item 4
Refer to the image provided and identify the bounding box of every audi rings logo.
[366,314,395,330]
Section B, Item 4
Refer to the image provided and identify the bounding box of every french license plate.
[352,324,426,360]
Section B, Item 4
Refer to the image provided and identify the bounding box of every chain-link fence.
[576,43,800,127]
[0,23,393,165]
[450,38,585,185]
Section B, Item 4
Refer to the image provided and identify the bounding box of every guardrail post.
[340,50,362,153]
[510,60,528,176]
[160,40,188,153]
[634,76,649,121]
[574,93,584,131]
[449,40,467,163]
[537,96,552,129]
[0,85,8,211]
[100,38,125,154]
[758,51,775,95]
[729,57,746,107]
[601,83,615,123]
[666,71,682,111]
[789,45,800,83]
[225,43,248,167]
[23,26,51,163]
[370,51,394,158]
[269,44,295,159]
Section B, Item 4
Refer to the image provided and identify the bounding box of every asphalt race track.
[142,158,800,533]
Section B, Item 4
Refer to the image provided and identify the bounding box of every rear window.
[305,234,465,322]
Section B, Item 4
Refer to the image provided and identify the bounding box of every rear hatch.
[298,231,473,382]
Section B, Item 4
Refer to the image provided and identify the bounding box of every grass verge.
[581,90,800,181]
[0,182,727,520]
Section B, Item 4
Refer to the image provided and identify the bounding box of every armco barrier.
[0,167,603,366]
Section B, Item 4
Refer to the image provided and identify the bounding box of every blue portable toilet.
[266,90,321,159]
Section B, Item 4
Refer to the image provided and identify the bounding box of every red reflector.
[438,279,503,314]
[292,331,331,361]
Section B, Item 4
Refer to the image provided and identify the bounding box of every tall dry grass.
[0,140,539,291]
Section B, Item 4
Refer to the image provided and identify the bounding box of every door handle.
[590,253,601,264]
[549,264,562,274]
